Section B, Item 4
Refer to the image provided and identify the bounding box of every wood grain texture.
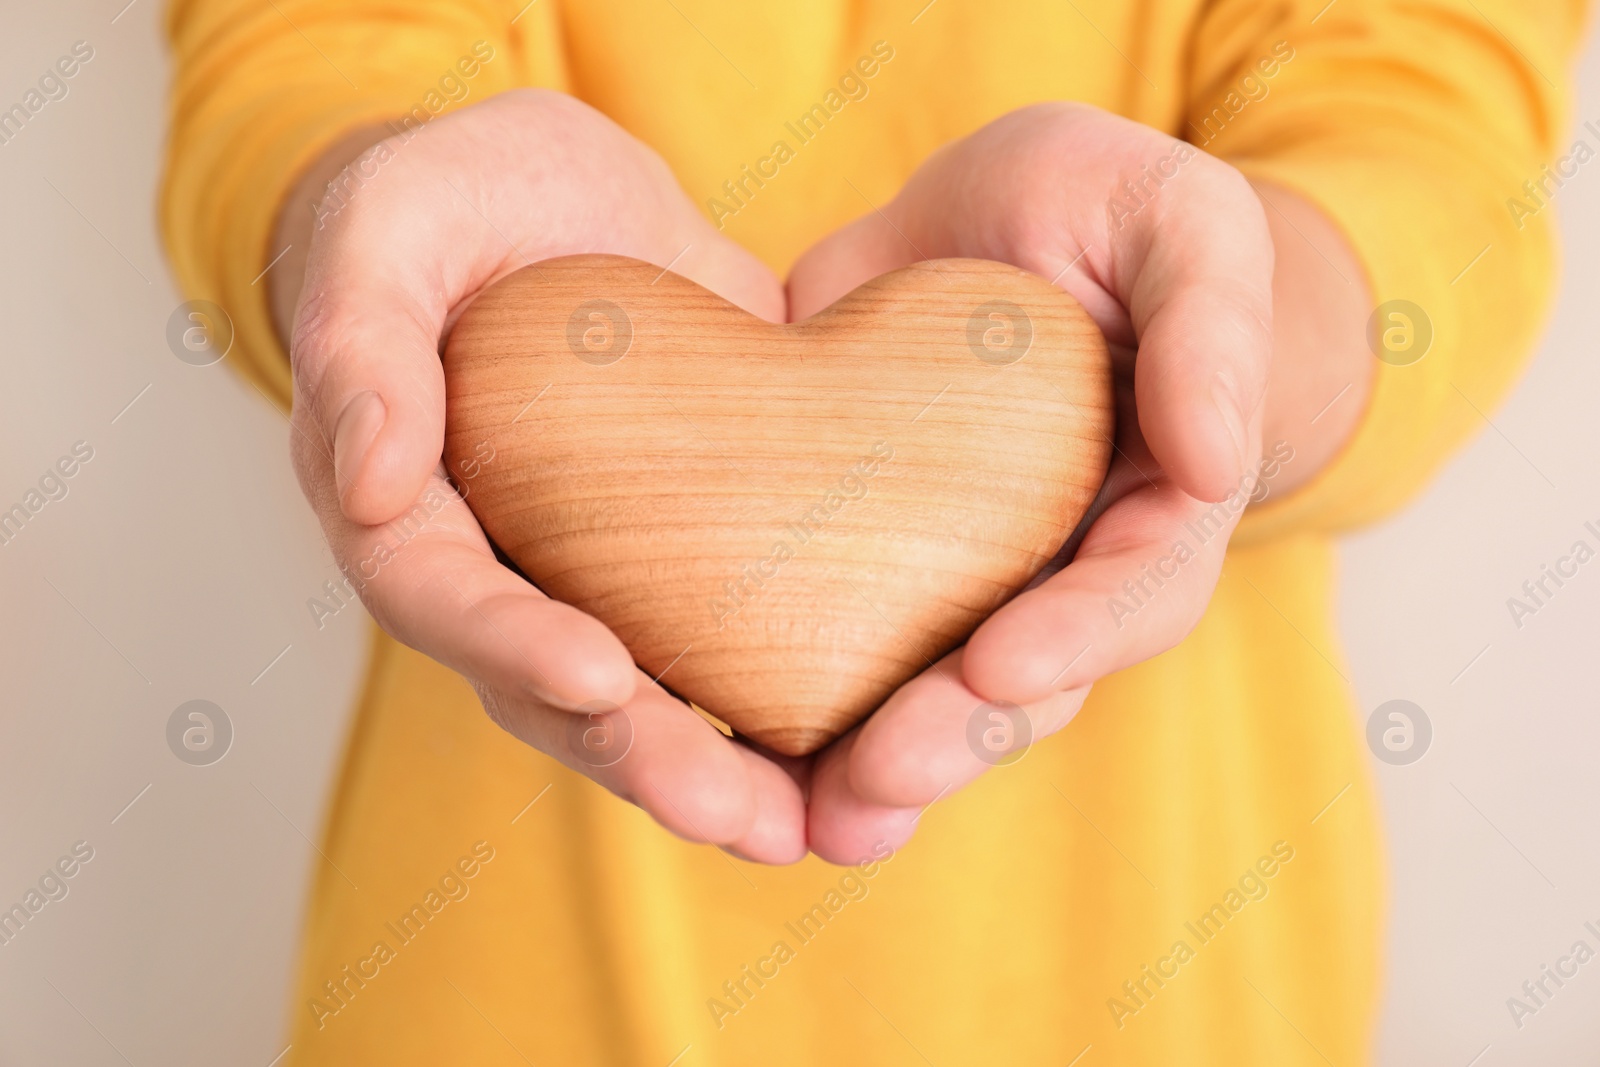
[443,254,1113,755]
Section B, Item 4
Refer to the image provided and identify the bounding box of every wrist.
[1250,181,1375,498]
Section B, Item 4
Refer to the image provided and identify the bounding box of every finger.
[807,727,922,866]
[398,536,640,709]
[1121,159,1274,502]
[785,209,921,321]
[962,479,1238,705]
[478,675,765,846]
[297,452,638,709]
[721,745,810,865]
[847,649,1088,809]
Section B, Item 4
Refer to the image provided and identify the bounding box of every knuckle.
[287,285,341,388]
[1188,165,1273,246]
[287,414,328,479]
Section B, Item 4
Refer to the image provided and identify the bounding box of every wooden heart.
[443,254,1112,756]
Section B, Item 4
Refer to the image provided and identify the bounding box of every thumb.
[291,257,449,525]
[787,208,923,321]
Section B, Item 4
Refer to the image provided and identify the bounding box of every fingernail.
[333,391,386,508]
[1211,376,1249,475]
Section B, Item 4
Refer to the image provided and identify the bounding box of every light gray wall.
[1347,32,1600,1067]
[0,3,1593,1064]
[0,6,364,1066]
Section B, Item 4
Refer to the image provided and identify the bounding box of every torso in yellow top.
[279,7,1382,1065]
[544,0,1198,273]
[158,0,1583,1063]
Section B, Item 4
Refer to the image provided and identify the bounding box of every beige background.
[1,2,1596,1064]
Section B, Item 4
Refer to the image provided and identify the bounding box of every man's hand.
[271,89,810,864]
[788,103,1372,863]
[270,94,1370,868]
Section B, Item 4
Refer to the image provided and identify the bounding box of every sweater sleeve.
[159,0,565,411]
[1190,0,1591,543]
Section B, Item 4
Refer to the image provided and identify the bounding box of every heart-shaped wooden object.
[443,254,1112,755]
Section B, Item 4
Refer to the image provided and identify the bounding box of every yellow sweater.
[161,2,1583,1063]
